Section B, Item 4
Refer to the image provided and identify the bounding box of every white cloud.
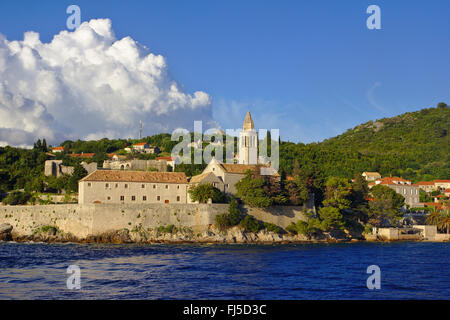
[0,19,214,147]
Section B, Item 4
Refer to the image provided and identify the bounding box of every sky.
[0,0,449,147]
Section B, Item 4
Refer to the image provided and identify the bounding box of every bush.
[239,215,261,233]
[228,198,243,226]
[3,191,31,205]
[263,222,280,233]
[215,214,230,232]
[157,224,176,234]
[188,183,226,204]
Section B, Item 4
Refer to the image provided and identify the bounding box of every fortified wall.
[0,203,309,239]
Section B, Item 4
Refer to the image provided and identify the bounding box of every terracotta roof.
[423,202,447,210]
[445,189,450,193]
[219,163,259,174]
[157,156,175,161]
[434,180,450,183]
[52,146,65,151]
[374,177,411,185]
[413,181,435,186]
[70,153,95,158]
[133,142,147,146]
[80,170,188,183]
[189,172,219,184]
[217,163,280,176]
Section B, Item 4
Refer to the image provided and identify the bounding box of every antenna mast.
[139,120,143,139]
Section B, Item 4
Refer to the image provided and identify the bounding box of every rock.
[0,223,13,241]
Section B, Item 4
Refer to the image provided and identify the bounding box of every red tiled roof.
[52,146,64,151]
[413,181,435,186]
[80,170,188,184]
[133,142,147,146]
[434,180,450,183]
[157,156,175,161]
[374,177,411,185]
[70,153,95,158]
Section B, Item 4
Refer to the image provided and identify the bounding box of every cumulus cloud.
[0,19,214,147]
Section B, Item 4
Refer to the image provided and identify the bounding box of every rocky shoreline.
[1,223,362,244]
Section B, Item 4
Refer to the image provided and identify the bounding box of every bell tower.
[238,111,258,164]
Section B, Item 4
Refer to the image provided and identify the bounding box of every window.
[120,196,124,201]
[177,196,180,202]
[177,185,180,189]
[115,184,118,188]
[125,184,128,189]
[165,185,168,189]
[107,196,111,200]
[153,185,156,189]
[143,196,147,201]
[157,196,160,201]
[88,183,91,187]
[142,184,145,189]
[105,183,109,188]
[132,196,136,201]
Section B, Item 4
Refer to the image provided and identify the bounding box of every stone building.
[102,159,167,172]
[193,157,279,195]
[44,160,97,178]
[78,170,190,205]
[362,172,381,181]
[369,177,420,207]
[190,111,279,195]
[238,111,258,165]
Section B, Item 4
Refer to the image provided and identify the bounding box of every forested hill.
[279,103,449,182]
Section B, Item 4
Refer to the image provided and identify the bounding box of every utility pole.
[139,120,143,140]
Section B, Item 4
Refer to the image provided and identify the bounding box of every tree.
[318,206,345,231]
[438,213,450,234]
[368,185,405,227]
[323,177,352,210]
[67,163,88,193]
[426,210,442,226]
[228,198,243,226]
[3,191,31,205]
[236,170,272,207]
[188,183,226,204]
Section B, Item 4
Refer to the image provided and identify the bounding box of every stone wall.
[0,203,308,239]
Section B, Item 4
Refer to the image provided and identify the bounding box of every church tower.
[238,111,258,164]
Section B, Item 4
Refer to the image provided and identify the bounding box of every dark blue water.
[0,242,448,299]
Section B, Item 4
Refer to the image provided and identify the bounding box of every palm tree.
[425,210,441,225]
[438,213,450,234]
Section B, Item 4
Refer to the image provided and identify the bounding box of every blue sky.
[1,0,449,144]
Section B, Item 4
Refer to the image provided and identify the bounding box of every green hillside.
[279,103,450,182]
[0,103,448,198]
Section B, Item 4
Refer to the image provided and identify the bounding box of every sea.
[0,241,448,300]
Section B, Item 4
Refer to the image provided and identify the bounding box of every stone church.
[190,111,279,195]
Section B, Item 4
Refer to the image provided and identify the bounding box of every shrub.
[263,222,280,233]
[215,214,230,232]
[188,183,226,203]
[3,191,31,205]
[157,224,176,234]
[239,215,261,233]
[228,198,243,226]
